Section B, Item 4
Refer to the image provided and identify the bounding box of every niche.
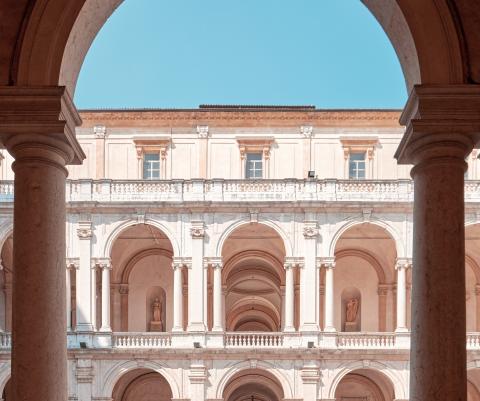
[341,287,361,332]
[146,286,166,332]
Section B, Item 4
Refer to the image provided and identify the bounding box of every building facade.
[0,106,479,401]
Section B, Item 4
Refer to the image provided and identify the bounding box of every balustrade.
[336,333,396,349]
[113,332,172,348]
[224,332,284,348]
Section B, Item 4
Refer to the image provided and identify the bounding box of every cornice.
[79,110,401,128]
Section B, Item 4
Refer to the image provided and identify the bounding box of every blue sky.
[74,0,407,109]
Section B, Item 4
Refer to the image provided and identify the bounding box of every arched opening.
[110,223,180,332]
[334,369,395,401]
[221,223,286,332]
[465,224,480,332]
[333,223,397,332]
[468,369,480,401]
[223,369,284,401]
[0,234,12,332]
[2,378,10,401]
[112,368,172,401]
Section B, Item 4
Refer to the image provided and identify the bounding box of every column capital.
[395,84,480,165]
[77,221,93,239]
[172,257,192,270]
[284,257,303,269]
[0,86,85,164]
[395,258,412,270]
[196,125,209,138]
[92,258,112,270]
[300,125,314,138]
[190,221,205,238]
[119,284,129,295]
[204,257,223,269]
[377,284,390,296]
[318,257,335,269]
[66,258,79,270]
[303,221,319,238]
[93,125,107,139]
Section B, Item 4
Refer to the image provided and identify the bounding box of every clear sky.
[74,0,408,110]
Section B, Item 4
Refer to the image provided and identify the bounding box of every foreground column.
[211,260,223,332]
[0,86,85,401]
[394,85,479,401]
[395,259,409,332]
[172,261,184,331]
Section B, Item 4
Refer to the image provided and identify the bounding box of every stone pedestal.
[149,321,163,332]
[344,322,358,332]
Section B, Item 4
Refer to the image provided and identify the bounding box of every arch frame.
[215,360,293,400]
[103,218,179,258]
[215,219,293,258]
[327,360,407,400]
[328,218,405,260]
[119,247,173,284]
[335,248,388,283]
[101,360,181,399]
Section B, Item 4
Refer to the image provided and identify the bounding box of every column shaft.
[396,264,408,332]
[10,139,71,401]
[100,263,111,331]
[188,222,206,331]
[284,264,295,331]
[66,266,72,331]
[212,264,223,331]
[172,264,183,331]
[324,264,335,332]
[410,155,467,401]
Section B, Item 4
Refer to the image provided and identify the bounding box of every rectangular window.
[349,152,366,179]
[245,153,263,179]
[143,153,160,179]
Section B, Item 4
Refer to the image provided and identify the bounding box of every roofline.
[78,107,403,113]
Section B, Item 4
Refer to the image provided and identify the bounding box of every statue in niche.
[149,297,163,332]
[346,298,359,323]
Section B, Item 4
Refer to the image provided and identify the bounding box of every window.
[143,153,160,179]
[245,153,263,179]
[349,152,366,179]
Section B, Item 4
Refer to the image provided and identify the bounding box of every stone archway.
[111,368,172,401]
[110,223,175,332]
[221,224,286,332]
[223,368,284,401]
[334,368,395,401]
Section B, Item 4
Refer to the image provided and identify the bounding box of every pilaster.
[76,222,95,332]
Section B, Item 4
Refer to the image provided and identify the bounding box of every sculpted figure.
[346,298,359,322]
[152,297,162,322]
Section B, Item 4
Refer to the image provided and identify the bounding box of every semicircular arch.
[104,219,179,258]
[101,360,180,399]
[217,219,292,258]
[327,360,406,400]
[216,360,293,399]
[335,248,388,283]
[328,218,404,260]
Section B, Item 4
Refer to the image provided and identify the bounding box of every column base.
[75,323,95,332]
[300,323,320,332]
[323,325,336,333]
[211,326,224,333]
[99,326,112,333]
[187,323,207,333]
[172,326,185,333]
[395,326,409,333]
